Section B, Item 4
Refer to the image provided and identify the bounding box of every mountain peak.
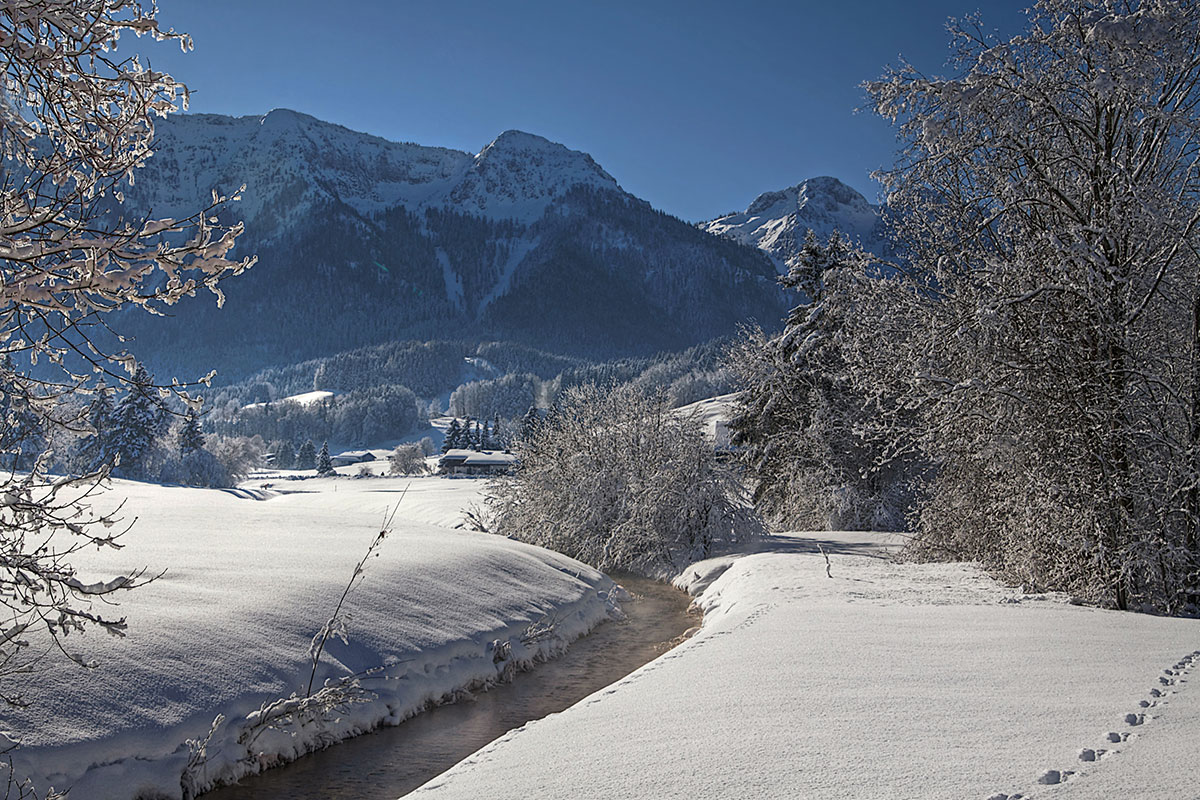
[451,129,621,222]
[702,176,884,270]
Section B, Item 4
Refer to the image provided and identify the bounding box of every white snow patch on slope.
[411,531,1200,800]
[11,477,619,799]
[437,248,465,313]
[477,236,541,316]
[242,390,334,410]
[675,392,737,447]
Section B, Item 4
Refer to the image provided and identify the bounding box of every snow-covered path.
[412,532,1200,800]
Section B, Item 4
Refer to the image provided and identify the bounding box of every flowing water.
[202,575,695,799]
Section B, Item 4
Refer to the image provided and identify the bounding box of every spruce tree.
[75,380,115,472]
[442,419,462,453]
[178,410,205,456]
[317,440,334,475]
[520,406,542,442]
[107,365,167,479]
[274,440,295,470]
[297,439,317,470]
[0,357,46,471]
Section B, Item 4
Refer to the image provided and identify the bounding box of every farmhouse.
[331,450,377,468]
[438,449,517,476]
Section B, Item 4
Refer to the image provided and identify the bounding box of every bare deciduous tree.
[858,0,1200,610]
[0,0,252,708]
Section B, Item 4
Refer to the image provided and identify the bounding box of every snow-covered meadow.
[8,473,622,798]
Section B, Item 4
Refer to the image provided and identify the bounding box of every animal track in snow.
[990,649,1200,800]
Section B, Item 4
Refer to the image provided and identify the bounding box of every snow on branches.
[487,384,764,575]
[0,0,253,715]
[859,0,1200,611]
[1,0,254,380]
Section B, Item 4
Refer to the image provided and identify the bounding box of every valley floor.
[412,531,1200,800]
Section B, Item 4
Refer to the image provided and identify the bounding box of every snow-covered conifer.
[442,420,462,453]
[297,440,317,471]
[317,441,334,475]
[178,411,206,456]
[107,366,168,479]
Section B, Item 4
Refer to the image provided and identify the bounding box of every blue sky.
[145,1,1029,222]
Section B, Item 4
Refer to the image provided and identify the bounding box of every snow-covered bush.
[388,444,429,476]
[487,383,764,575]
[207,436,265,481]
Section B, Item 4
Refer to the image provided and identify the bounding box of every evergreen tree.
[274,440,295,469]
[317,440,334,475]
[729,231,902,530]
[107,365,167,479]
[520,406,542,442]
[442,419,462,453]
[0,358,46,471]
[74,380,115,472]
[297,439,317,470]
[178,410,205,456]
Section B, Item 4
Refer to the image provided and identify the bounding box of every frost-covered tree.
[520,406,542,441]
[388,443,428,475]
[273,439,295,470]
[729,231,908,530]
[487,383,764,575]
[178,410,205,456]
[296,439,317,470]
[106,365,167,479]
[0,357,46,471]
[0,0,252,731]
[859,0,1200,610]
[316,441,334,475]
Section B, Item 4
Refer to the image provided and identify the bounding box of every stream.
[202,574,695,799]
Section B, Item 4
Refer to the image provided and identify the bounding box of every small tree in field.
[316,441,334,475]
[0,0,252,733]
[388,443,428,476]
[487,383,764,575]
[858,0,1200,610]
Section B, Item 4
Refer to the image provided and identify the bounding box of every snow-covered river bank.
[9,475,624,798]
[201,574,694,799]
[412,532,1200,800]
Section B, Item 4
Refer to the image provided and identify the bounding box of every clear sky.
[143,1,1030,222]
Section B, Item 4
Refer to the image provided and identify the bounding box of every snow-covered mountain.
[118,110,784,380]
[700,176,886,271]
[135,110,622,234]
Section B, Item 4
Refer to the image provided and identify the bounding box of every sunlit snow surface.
[413,531,1200,800]
[9,475,618,798]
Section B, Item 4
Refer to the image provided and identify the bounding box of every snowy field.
[9,474,621,799]
[413,532,1200,800]
[12,464,1200,800]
